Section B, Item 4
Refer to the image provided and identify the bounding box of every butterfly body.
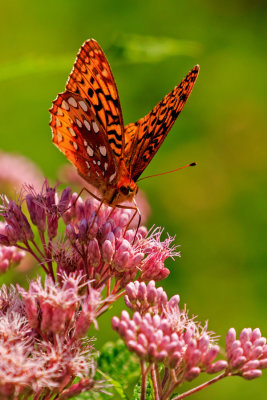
[49,39,199,207]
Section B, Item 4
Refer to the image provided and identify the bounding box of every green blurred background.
[0,0,266,398]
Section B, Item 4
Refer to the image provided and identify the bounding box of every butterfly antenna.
[137,162,197,182]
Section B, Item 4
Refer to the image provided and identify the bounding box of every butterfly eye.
[120,186,130,195]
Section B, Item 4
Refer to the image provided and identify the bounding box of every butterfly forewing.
[66,39,124,158]
[124,65,199,181]
[49,91,117,190]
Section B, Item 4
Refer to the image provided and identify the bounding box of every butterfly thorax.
[103,160,138,206]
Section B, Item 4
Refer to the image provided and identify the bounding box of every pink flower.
[113,281,228,381]
[0,282,105,399]
[226,327,267,379]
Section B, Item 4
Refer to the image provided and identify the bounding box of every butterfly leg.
[74,187,103,204]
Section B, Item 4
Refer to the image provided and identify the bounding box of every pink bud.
[226,328,236,348]
[121,310,130,322]
[254,337,266,347]
[188,349,201,367]
[147,343,157,358]
[206,360,228,373]
[131,342,146,358]
[240,328,251,344]
[168,295,180,308]
[202,345,220,365]
[125,282,137,301]
[251,346,263,359]
[78,218,88,242]
[5,224,19,244]
[231,356,247,369]
[118,321,128,336]
[243,341,252,356]
[66,224,76,242]
[199,335,210,353]
[137,282,147,301]
[185,367,201,381]
[112,316,120,330]
[58,187,72,213]
[136,334,147,348]
[242,360,260,371]
[88,239,101,267]
[102,240,114,263]
[125,329,136,342]
[47,214,58,239]
[251,328,262,342]
[242,369,262,380]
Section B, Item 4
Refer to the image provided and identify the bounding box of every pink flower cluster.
[0,181,178,294]
[226,327,267,380]
[113,281,267,399]
[113,281,227,378]
[0,278,106,399]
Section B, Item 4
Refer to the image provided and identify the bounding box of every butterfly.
[49,39,199,208]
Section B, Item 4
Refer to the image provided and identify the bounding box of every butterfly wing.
[124,65,199,181]
[66,39,124,158]
[49,91,117,193]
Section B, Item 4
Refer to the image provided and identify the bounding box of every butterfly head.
[105,177,138,206]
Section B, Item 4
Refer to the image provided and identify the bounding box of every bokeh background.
[0,0,266,398]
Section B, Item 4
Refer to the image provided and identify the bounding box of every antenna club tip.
[190,162,197,167]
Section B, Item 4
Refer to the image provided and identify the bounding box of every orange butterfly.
[49,39,199,208]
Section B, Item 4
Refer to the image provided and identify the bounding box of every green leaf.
[131,376,153,400]
[98,340,140,390]
[98,369,128,399]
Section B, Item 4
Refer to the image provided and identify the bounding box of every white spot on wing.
[86,161,90,169]
[76,118,82,128]
[62,100,70,111]
[55,118,61,127]
[72,142,78,150]
[93,160,96,165]
[87,146,94,157]
[68,97,78,108]
[104,162,108,171]
[84,140,88,146]
[97,161,101,166]
[79,101,88,111]
[57,133,63,143]
[57,108,63,116]
[109,172,116,183]
[84,120,91,131]
[92,121,99,133]
[68,127,76,137]
[99,146,107,156]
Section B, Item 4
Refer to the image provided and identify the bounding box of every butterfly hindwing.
[124,65,199,181]
[49,91,117,190]
[66,39,124,159]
